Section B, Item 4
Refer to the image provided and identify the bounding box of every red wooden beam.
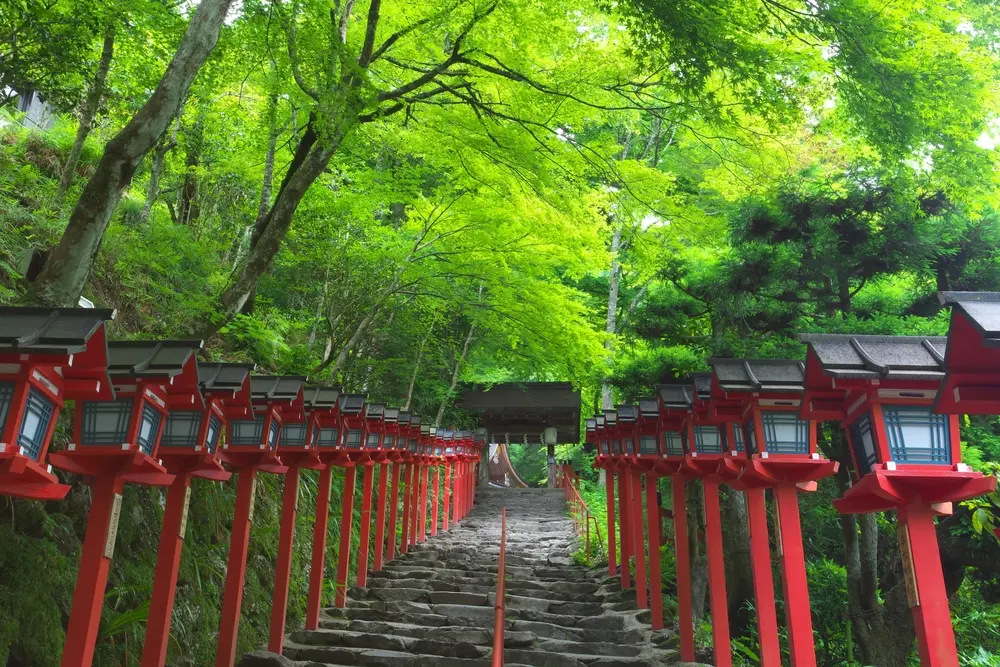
[268,465,301,653]
[387,463,401,561]
[431,465,440,536]
[305,465,333,629]
[400,464,412,553]
[703,480,732,667]
[617,467,631,589]
[630,469,648,608]
[899,504,959,667]
[334,466,356,608]
[774,485,818,667]
[746,488,781,666]
[215,469,257,667]
[141,471,194,667]
[356,464,375,586]
[442,463,450,531]
[605,472,617,578]
[60,475,126,667]
[645,475,663,630]
[672,477,695,662]
[373,462,388,571]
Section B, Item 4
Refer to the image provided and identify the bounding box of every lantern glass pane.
[600,440,609,454]
[231,416,265,446]
[883,407,951,465]
[82,399,133,445]
[743,417,758,456]
[280,423,307,447]
[346,429,362,448]
[384,435,396,449]
[162,411,202,448]
[761,412,809,454]
[17,387,55,460]
[366,433,381,449]
[732,424,744,452]
[137,403,162,456]
[639,436,657,455]
[694,425,723,454]
[434,446,443,455]
[664,432,684,456]
[850,412,878,476]
[205,414,222,454]
[267,420,280,449]
[317,427,340,447]
[0,381,14,436]
[623,438,634,454]
[408,438,417,452]
[446,446,454,454]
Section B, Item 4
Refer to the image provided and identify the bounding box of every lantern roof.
[199,363,253,392]
[250,375,306,401]
[339,393,365,414]
[638,397,658,417]
[657,383,693,409]
[708,358,805,393]
[693,373,712,398]
[799,334,946,381]
[410,414,421,426]
[595,415,606,427]
[602,409,618,426]
[365,403,385,419]
[586,418,597,431]
[616,404,638,422]
[107,340,202,378]
[398,411,411,425]
[303,385,341,409]
[939,291,1000,342]
[0,306,116,355]
[384,407,399,423]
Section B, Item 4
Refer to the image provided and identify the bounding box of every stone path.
[239,487,685,666]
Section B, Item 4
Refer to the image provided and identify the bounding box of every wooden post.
[141,472,192,667]
[268,465,301,653]
[61,474,125,667]
[605,470,617,578]
[400,464,412,553]
[673,477,695,662]
[631,469,648,608]
[373,463,388,571]
[746,487,781,666]
[334,466,356,608]
[617,466,631,589]
[215,469,257,667]
[774,485,818,667]
[356,464,374,586]
[305,465,333,630]
[897,504,959,667]
[418,464,429,541]
[409,463,420,545]
[703,480,732,667]
[387,463,401,561]
[453,461,461,524]
[645,475,663,630]
[431,465,440,536]
[442,463,450,531]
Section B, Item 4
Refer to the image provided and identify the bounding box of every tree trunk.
[139,117,180,224]
[837,268,852,318]
[601,220,623,410]
[177,106,205,225]
[307,270,329,350]
[58,24,115,196]
[27,0,235,307]
[688,479,709,622]
[434,322,476,427]
[723,489,754,636]
[213,124,342,325]
[403,321,435,411]
[256,87,279,229]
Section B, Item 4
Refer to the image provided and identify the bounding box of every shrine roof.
[708,358,805,393]
[303,385,341,408]
[250,375,307,400]
[656,383,693,408]
[198,363,253,391]
[0,307,115,355]
[457,382,580,443]
[799,334,946,381]
[939,292,1000,344]
[107,340,202,377]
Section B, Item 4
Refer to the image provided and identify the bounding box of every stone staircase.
[239,487,685,667]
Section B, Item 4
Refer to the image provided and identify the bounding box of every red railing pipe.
[561,465,604,565]
[492,506,507,666]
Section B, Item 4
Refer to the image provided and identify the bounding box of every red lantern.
[0,307,114,500]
